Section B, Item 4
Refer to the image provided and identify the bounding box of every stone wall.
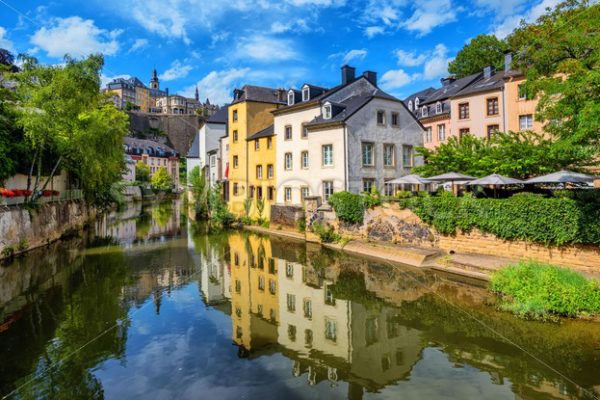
[270,204,304,227]
[336,203,600,273]
[0,201,96,259]
[128,112,199,155]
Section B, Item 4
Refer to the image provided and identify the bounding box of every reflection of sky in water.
[94,284,516,400]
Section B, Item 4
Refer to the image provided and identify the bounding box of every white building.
[274,66,424,205]
[186,105,229,186]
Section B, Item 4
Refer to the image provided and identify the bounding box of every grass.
[490,261,600,319]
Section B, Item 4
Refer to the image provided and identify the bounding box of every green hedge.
[401,192,600,246]
[328,191,381,224]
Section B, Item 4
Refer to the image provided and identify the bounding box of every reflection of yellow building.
[228,233,279,352]
[227,86,285,218]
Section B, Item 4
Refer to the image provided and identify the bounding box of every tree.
[11,54,129,202]
[150,167,173,192]
[448,35,508,78]
[508,0,600,148]
[0,48,14,66]
[135,161,150,182]
[188,166,208,217]
[414,131,595,179]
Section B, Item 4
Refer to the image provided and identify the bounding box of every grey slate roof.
[207,104,229,124]
[454,70,507,97]
[186,133,200,158]
[232,85,285,105]
[421,72,481,105]
[124,137,178,157]
[247,124,274,141]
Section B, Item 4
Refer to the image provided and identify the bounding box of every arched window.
[415,97,420,108]
[302,85,310,102]
[323,103,332,119]
[287,90,295,106]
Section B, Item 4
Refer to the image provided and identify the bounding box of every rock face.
[128,112,199,155]
[0,201,96,259]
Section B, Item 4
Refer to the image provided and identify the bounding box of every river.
[0,200,599,400]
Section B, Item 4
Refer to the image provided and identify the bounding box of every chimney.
[440,76,456,86]
[504,51,513,73]
[166,87,169,96]
[276,88,286,102]
[233,88,244,101]
[483,65,495,79]
[363,70,377,86]
[341,65,356,85]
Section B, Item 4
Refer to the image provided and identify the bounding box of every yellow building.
[504,74,543,133]
[228,86,285,218]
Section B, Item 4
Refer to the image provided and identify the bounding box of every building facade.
[124,137,180,187]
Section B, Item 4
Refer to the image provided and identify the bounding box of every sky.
[0,0,559,105]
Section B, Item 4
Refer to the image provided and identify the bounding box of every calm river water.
[1,200,599,400]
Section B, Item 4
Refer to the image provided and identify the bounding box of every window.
[269,279,276,295]
[436,102,442,114]
[301,151,309,169]
[323,104,332,119]
[267,186,274,201]
[288,91,295,106]
[254,140,260,151]
[257,186,263,200]
[267,137,272,148]
[248,186,255,198]
[383,144,395,167]
[421,106,428,117]
[323,181,334,200]
[235,279,241,293]
[287,294,296,312]
[301,186,309,201]
[425,127,432,143]
[459,128,470,138]
[377,110,385,125]
[325,284,335,305]
[384,179,394,196]
[258,276,265,291]
[415,98,420,108]
[232,109,238,122]
[284,187,292,202]
[267,164,274,179]
[233,130,238,142]
[458,103,470,119]
[256,165,263,179]
[408,100,413,111]
[210,155,216,167]
[302,86,309,101]
[325,318,337,342]
[285,125,292,140]
[303,299,312,319]
[268,258,275,274]
[363,178,375,193]
[301,123,308,139]
[233,155,239,168]
[487,97,499,115]
[402,145,413,167]
[487,124,499,138]
[305,329,313,348]
[284,153,293,170]
[233,182,239,196]
[322,144,333,166]
[437,124,446,141]
[288,324,297,341]
[362,142,374,166]
[234,252,240,266]
[365,317,379,346]
[518,84,530,100]
[519,114,533,130]
[391,112,399,126]
[286,262,294,278]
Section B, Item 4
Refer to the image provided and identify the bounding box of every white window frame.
[323,181,334,201]
[402,145,413,168]
[323,104,332,120]
[408,100,413,111]
[302,86,310,101]
[322,144,333,167]
[288,90,295,106]
[256,164,263,179]
[301,186,309,201]
[284,187,292,202]
[519,114,533,130]
[267,164,274,179]
[284,152,293,170]
[301,151,309,169]
[362,142,374,167]
[421,106,428,117]
[437,124,446,141]
[436,102,442,114]
[383,144,395,167]
[285,125,292,141]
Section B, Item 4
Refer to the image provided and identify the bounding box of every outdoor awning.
[466,174,524,186]
[426,172,476,182]
[525,170,597,184]
[388,174,431,185]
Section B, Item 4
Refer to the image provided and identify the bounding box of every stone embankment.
[0,201,97,260]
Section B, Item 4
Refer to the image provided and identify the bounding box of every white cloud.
[364,26,385,38]
[270,19,312,33]
[473,0,529,16]
[100,73,131,88]
[402,0,457,36]
[331,49,368,64]
[235,35,299,62]
[423,43,453,80]
[30,16,120,58]
[285,0,345,5]
[492,0,560,38]
[394,49,427,67]
[0,27,15,53]
[128,38,149,53]
[159,60,193,81]
[184,68,251,105]
[380,69,415,90]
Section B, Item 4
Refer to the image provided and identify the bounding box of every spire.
[150,67,159,89]
[195,85,199,101]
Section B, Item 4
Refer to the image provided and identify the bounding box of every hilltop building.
[124,136,180,187]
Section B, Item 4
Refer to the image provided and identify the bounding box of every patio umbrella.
[388,174,431,185]
[466,174,524,186]
[525,169,596,185]
[426,172,476,194]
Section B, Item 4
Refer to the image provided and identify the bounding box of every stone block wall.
[270,204,304,227]
[128,112,199,155]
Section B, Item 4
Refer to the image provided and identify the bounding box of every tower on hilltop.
[150,68,159,90]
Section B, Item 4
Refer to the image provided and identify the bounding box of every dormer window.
[408,100,413,111]
[415,98,420,108]
[288,90,295,106]
[323,103,332,120]
[421,106,428,117]
[302,86,310,102]
[436,102,442,114]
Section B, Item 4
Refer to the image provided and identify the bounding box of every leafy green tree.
[150,167,173,192]
[11,54,128,202]
[448,34,508,78]
[135,160,150,182]
[508,0,600,148]
[188,166,208,217]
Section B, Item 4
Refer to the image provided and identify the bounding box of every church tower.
[150,68,159,90]
[195,86,199,102]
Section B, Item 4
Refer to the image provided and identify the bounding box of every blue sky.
[0,0,558,104]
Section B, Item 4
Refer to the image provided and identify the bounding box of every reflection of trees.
[2,250,132,399]
[150,202,174,229]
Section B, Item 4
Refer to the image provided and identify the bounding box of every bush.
[296,217,306,233]
[490,261,600,319]
[402,192,600,246]
[328,192,365,224]
[312,223,342,243]
[150,167,173,192]
[395,190,413,199]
